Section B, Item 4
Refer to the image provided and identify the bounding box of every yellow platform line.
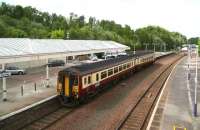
[173,125,187,130]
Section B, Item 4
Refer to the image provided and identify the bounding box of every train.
[57,51,156,106]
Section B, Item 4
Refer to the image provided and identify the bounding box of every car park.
[48,60,65,67]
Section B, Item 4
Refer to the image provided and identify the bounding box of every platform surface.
[159,56,200,130]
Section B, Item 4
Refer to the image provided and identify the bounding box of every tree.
[0,2,187,50]
[50,29,64,39]
[13,5,24,19]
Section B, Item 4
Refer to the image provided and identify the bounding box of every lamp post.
[164,43,166,52]
[133,43,136,54]
[194,47,198,117]
[160,43,162,52]
[145,43,148,52]
[153,43,156,52]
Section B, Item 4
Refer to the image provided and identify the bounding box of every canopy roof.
[0,38,130,64]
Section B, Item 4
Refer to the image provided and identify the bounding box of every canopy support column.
[46,59,49,87]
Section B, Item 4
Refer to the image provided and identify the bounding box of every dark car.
[48,60,65,67]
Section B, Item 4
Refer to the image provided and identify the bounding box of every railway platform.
[0,78,56,117]
[148,56,200,130]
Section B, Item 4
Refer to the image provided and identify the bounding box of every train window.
[119,65,123,71]
[114,67,118,73]
[101,71,107,79]
[88,76,91,84]
[96,73,99,81]
[108,69,113,76]
[84,77,87,85]
[74,77,78,86]
[123,64,127,69]
[127,63,131,68]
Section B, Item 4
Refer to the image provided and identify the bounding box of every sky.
[1,0,200,38]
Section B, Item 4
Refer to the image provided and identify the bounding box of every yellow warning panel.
[65,76,69,96]
[173,125,186,130]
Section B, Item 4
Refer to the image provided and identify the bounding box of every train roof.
[60,51,154,76]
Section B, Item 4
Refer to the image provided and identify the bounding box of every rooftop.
[0,38,129,64]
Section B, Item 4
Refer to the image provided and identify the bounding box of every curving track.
[117,54,183,130]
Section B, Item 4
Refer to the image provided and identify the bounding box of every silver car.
[0,70,11,78]
[5,66,26,75]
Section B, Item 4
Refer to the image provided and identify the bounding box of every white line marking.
[187,71,193,112]
[146,57,184,130]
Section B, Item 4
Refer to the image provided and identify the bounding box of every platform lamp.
[194,46,198,117]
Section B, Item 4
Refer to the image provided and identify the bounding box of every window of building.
[88,76,91,84]
[108,69,113,76]
[114,67,118,73]
[96,73,99,81]
[101,71,107,79]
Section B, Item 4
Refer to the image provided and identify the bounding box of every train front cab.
[57,72,79,104]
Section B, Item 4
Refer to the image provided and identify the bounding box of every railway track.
[117,54,183,130]
[22,107,72,130]
[0,53,182,130]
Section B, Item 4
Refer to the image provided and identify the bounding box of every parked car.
[89,55,98,61]
[0,70,11,78]
[5,66,26,75]
[48,60,65,67]
[102,55,116,60]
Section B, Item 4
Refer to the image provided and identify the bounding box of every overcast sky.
[1,0,200,38]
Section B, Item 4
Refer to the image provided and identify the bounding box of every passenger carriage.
[57,52,155,105]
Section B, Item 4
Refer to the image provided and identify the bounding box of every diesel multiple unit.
[57,52,155,105]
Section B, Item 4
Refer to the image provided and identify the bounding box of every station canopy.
[0,38,130,64]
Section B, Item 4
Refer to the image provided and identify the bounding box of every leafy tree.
[50,29,64,39]
[0,2,188,51]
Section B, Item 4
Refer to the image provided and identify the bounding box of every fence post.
[34,83,37,91]
[21,85,23,96]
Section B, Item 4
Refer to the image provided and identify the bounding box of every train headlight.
[57,83,62,93]
[73,86,79,94]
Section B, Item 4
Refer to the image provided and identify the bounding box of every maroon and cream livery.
[57,51,155,105]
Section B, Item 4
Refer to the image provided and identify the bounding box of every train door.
[57,74,65,96]
[66,75,79,97]
[65,76,70,96]
[71,75,79,97]
[57,73,71,97]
